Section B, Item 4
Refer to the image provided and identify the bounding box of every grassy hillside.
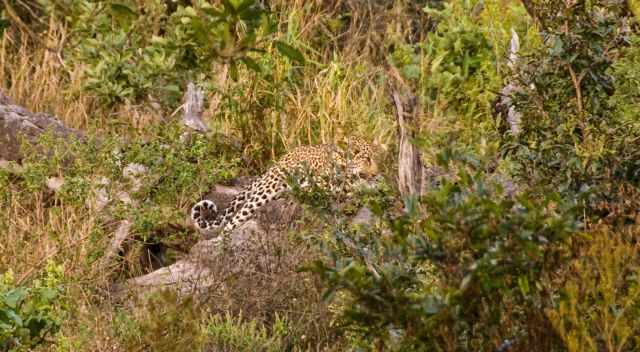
[1,0,640,351]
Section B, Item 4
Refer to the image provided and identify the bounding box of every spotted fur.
[191,137,378,234]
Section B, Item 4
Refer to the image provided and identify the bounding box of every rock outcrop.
[0,98,83,161]
[121,182,375,297]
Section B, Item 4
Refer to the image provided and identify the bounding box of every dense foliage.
[505,0,640,200]
[0,263,66,351]
[39,0,302,107]
[304,0,640,350]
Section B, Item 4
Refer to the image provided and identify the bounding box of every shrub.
[547,227,640,352]
[206,312,289,352]
[503,0,639,201]
[421,1,499,119]
[14,122,239,237]
[307,151,581,350]
[0,262,67,351]
[391,0,503,156]
[117,290,205,352]
[42,0,303,109]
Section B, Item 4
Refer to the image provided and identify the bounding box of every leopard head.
[341,137,379,178]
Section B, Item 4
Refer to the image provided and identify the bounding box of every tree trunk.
[182,82,209,132]
[390,83,424,199]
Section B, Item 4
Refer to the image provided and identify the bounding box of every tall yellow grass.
[2,23,91,129]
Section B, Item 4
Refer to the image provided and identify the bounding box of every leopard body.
[191,138,378,234]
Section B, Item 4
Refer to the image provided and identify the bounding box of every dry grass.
[192,0,408,160]
[546,224,640,352]
[1,25,93,130]
[283,62,392,146]
[0,175,337,350]
[0,23,167,132]
[0,190,100,284]
[1,1,635,350]
[268,0,422,148]
[0,187,123,350]
[0,1,403,146]
[199,227,337,349]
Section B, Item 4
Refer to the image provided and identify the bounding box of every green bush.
[117,290,205,352]
[421,1,499,119]
[547,228,640,352]
[4,1,640,350]
[304,2,640,350]
[609,34,640,125]
[391,0,502,156]
[503,0,639,201]
[42,0,303,108]
[13,122,239,238]
[307,151,581,350]
[206,312,290,352]
[0,262,67,351]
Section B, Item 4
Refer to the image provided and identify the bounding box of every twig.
[568,72,581,113]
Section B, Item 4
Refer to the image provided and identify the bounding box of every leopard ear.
[336,137,348,151]
[337,137,355,155]
[340,136,367,153]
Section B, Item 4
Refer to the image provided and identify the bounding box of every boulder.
[120,181,375,297]
[0,99,83,161]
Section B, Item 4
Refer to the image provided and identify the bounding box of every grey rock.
[0,99,84,161]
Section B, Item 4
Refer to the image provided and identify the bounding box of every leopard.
[190,137,379,235]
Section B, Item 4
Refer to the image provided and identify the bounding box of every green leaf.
[189,17,209,45]
[274,41,305,64]
[423,297,442,315]
[0,19,9,35]
[4,288,28,309]
[321,288,336,302]
[201,7,224,18]
[238,7,264,21]
[162,85,181,93]
[110,3,137,18]
[6,310,23,327]
[26,317,48,337]
[518,275,530,296]
[403,64,421,80]
[39,288,58,301]
[550,37,564,56]
[110,3,137,30]
[179,5,197,18]
[240,57,261,72]
[222,0,237,15]
[430,51,448,72]
[236,0,257,14]
[229,61,239,81]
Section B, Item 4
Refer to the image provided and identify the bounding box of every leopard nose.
[360,163,378,178]
[358,168,374,178]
